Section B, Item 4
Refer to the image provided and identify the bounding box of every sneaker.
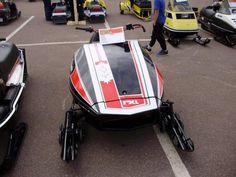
[157,49,168,56]
[144,45,152,52]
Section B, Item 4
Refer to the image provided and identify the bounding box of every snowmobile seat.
[9,2,17,17]
[90,5,103,12]
[0,85,21,123]
[0,42,18,83]
[134,0,151,8]
[202,7,216,18]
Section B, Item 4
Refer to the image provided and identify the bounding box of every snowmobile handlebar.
[75,24,146,33]
[126,24,146,32]
[75,26,94,33]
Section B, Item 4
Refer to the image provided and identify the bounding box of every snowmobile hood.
[165,0,198,32]
[70,40,164,115]
[215,13,236,30]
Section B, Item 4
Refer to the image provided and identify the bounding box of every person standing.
[145,0,168,56]
[43,0,52,21]
[68,0,84,21]
[78,0,85,21]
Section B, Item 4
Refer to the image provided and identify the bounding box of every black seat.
[134,0,151,8]
[0,85,22,124]
[90,4,102,12]
[201,6,216,18]
[0,42,19,83]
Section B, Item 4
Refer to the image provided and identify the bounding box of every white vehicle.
[0,40,27,173]
[199,0,236,46]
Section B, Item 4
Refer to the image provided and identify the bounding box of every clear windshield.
[167,0,192,12]
[219,0,236,14]
[228,0,236,7]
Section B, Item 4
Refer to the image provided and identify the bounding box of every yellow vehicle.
[119,0,151,21]
[164,0,210,46]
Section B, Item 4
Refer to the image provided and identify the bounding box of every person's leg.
[78,0,84,21]
[149,24,158,47]
[156,23,167,50]
[43,0,52,21]
[145,24,158,51]
[9,2,17,17]
[68,0,75,21]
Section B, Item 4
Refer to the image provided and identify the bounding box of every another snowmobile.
[164,0,210,46]
[119,0,151,21]
[0,0,21,25]
[58,24,194,162]
[51,0,71,24]
[0,39,27,173]
[84,0,107,23]
[199,0,236,47]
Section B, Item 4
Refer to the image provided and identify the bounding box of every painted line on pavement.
[62,94,71,111]
[17,37,214,47]
[153,125,191,177]
[104,19,110,28]
[6,16,35,41]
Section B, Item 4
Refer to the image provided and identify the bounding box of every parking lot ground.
[1,0,236,177]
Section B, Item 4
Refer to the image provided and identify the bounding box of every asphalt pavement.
[0,0,236,177]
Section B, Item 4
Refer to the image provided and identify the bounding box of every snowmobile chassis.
[0,39,28,173]
[59,100,194,162]
[58,24,194,162]
[0,123,27,174]
[214,35,236,47]
[165,33,211,47]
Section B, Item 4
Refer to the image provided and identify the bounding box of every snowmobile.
[0,39,27,173]
[0,0,21,25]
[164,0,210,46]
[58,24,194,162]
[51,0,71,24]
[199,0,236,47]
[84,0,107,23]
[119,0,151,21]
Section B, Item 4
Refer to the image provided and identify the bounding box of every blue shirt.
[154,0,166,24]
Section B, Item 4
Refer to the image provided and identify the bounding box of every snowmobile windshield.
[219,0,236,14]
[228,0,236,7]
[228,0,236,14]
[103,45,141,95]
[167,0,192,12]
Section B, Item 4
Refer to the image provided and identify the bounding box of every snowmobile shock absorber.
[61,109,80,162]
[170,113,194,152]
[160,101,194,152]
[0,122,27,173]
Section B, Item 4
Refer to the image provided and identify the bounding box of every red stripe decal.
[100,80,121,108]
[94,44,122,108]
[70,69,92,105]
[155,64,164,98]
